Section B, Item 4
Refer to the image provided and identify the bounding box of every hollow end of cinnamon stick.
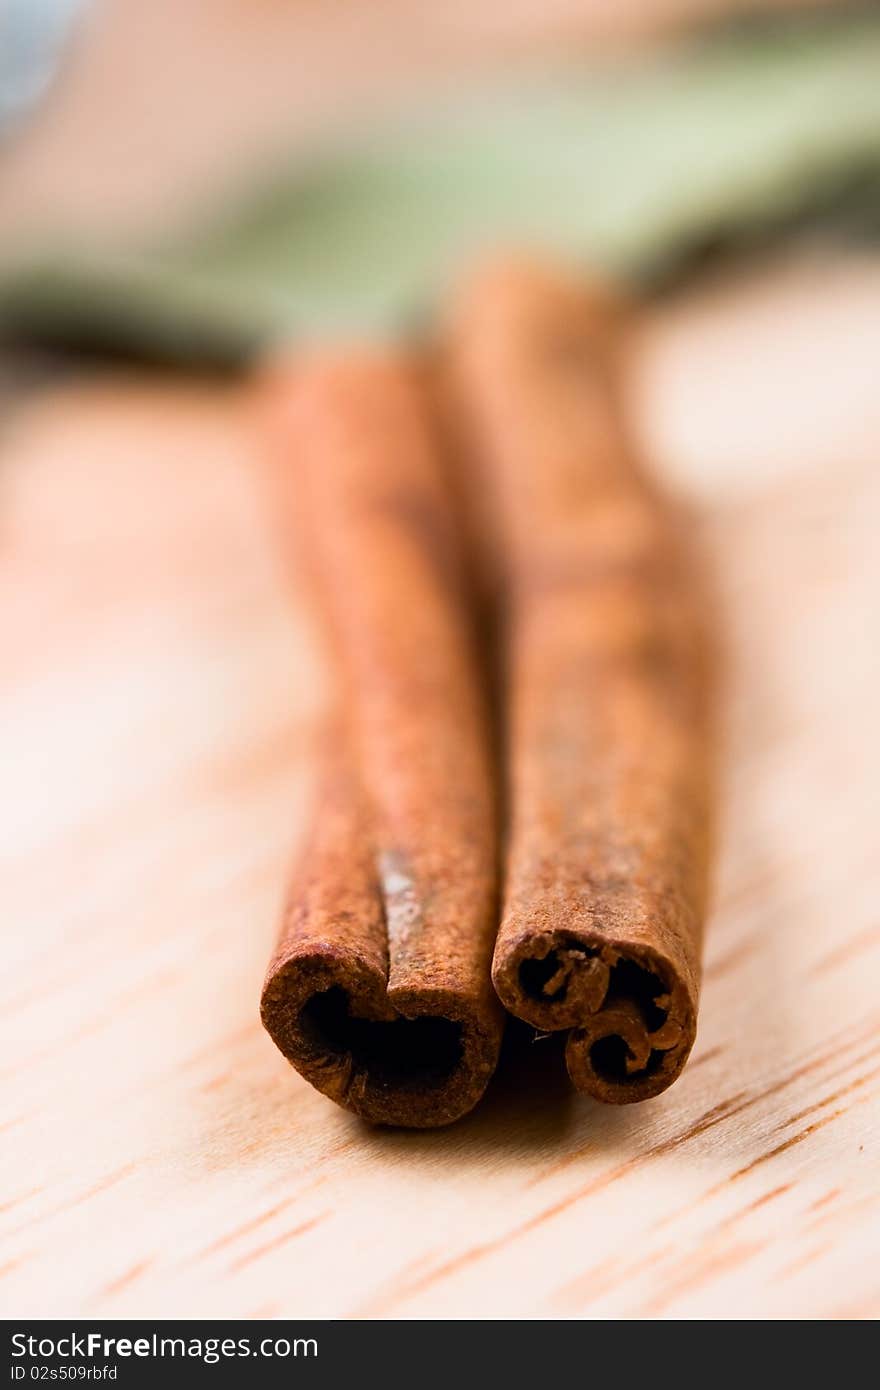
[492,929,696,1104]
[262,946,502,1128]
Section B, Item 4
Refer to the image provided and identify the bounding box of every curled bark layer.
[259,351,503,1126]
[445,257,714,1103]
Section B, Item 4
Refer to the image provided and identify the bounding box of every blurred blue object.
[0,0,88,134]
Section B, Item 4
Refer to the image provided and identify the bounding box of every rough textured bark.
[259,350,503,1126]
[445,257,714,1102]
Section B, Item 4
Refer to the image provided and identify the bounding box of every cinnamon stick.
[445,257,714,1103]
[259,350,503,1127]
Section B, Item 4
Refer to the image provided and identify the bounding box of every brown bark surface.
[446,257,714,1101]
[259,351,503,1126]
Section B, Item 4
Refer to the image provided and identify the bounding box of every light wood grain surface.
[2,253,879,1319]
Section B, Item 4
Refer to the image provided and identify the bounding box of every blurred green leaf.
[2,11,879,362]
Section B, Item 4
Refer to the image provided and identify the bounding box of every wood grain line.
[639,1239,764,1316]
[195,1197,302,1261]
[194,1176,327,1263]
[703,934,758,982]
[777,1241,833,1281]
[727,1110,849,1182]
[0,1252,33,1280]
[3,1164,136,1240]
[0,1115,31,1135]
[2,970,178,1079]
[713,1182,795,1233]
[807,1188,840,1214]
[810,922,880,976]
[553,1243,675,1312]
[684,1044,725,1073]
[773,1063,880,1133]
[0,1185,45,1217]
[227,1213,330,1273]
[101,1257,153,1298]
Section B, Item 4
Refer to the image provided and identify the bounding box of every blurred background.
[2,0,879,1320]
[2,0,880,349]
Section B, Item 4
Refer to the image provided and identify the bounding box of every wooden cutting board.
[2,252,878,1319]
